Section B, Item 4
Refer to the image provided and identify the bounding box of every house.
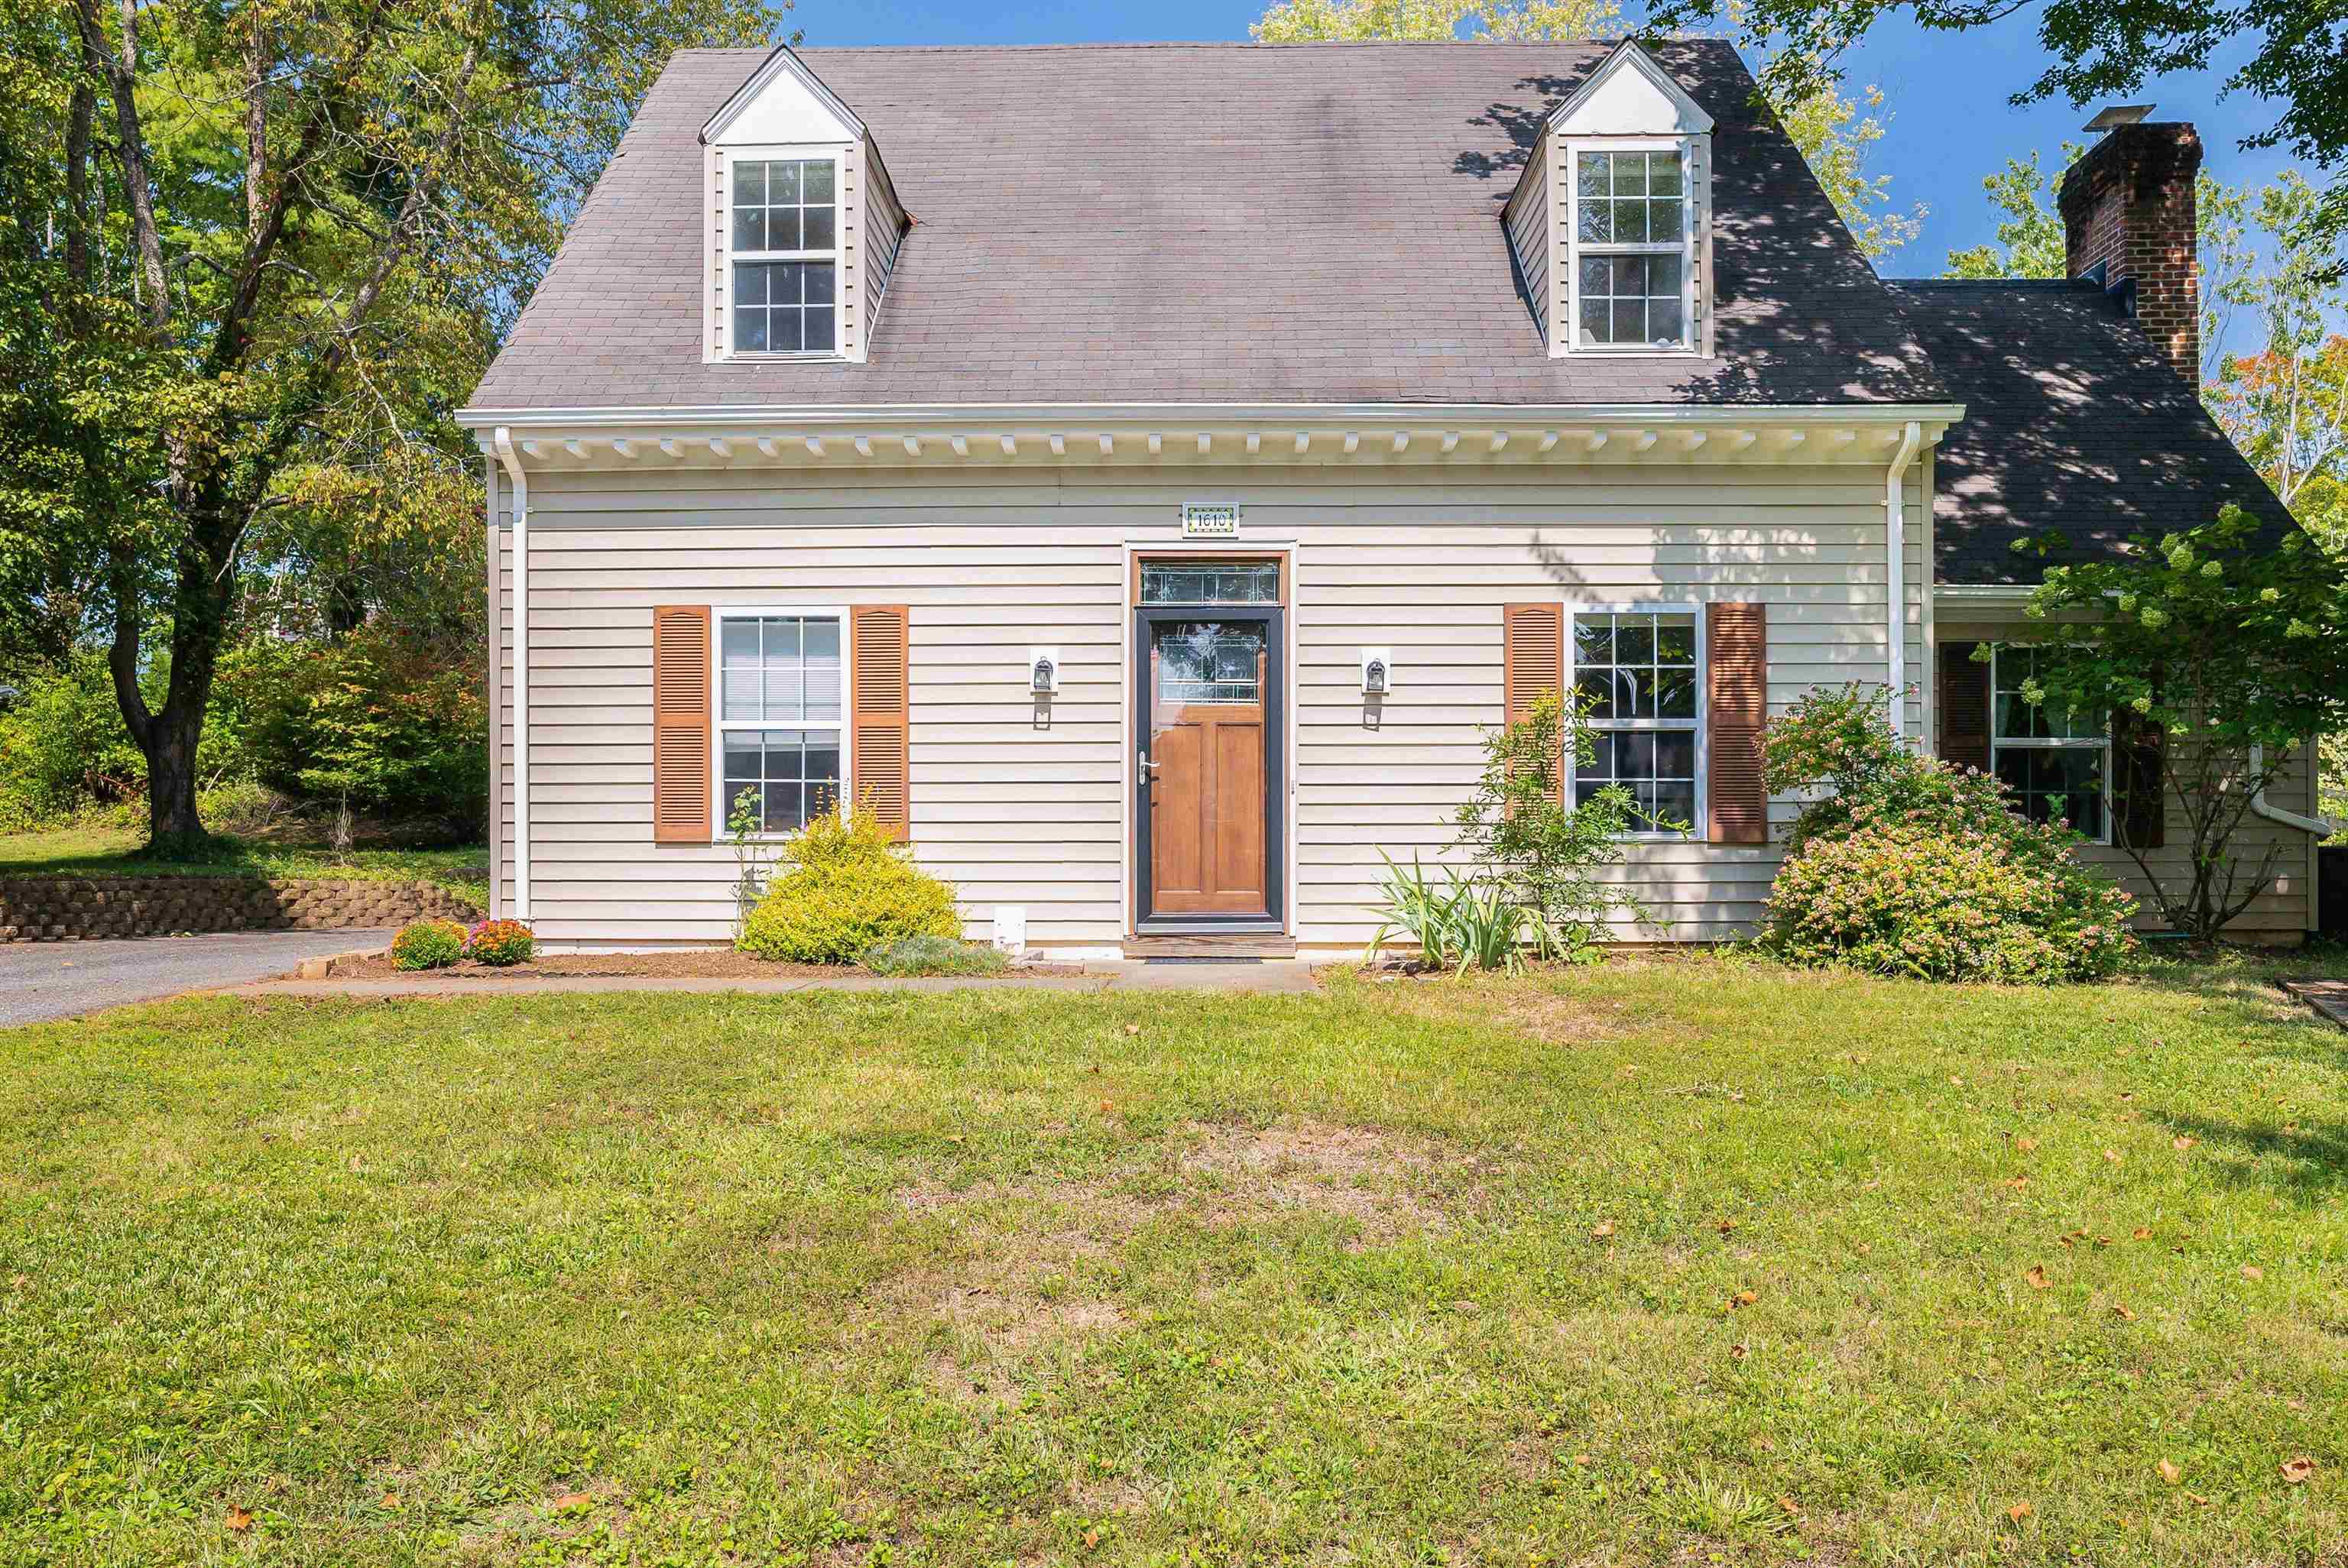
[454,38,2327,954]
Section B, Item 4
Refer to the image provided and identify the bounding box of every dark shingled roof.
[1886,280,2294,585]
[466,40,1948,410]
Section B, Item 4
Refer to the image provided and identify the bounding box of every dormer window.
[731,157,839,355]
[1503,41,1714,360]
[1571,147,1692,351]
[700,45,910,365]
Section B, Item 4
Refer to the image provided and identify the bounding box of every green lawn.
[2,955,2345,1566]
[0,824,488,906]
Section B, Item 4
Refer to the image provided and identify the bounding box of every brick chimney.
[2058,118,2204,384]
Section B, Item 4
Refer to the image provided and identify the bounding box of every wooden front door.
[1136,609,1281,925]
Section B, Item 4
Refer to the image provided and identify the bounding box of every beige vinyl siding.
[1503,147,1550,344]
[493,463,1924,948]
[864,142,908,336]
[1940,617,2315,938]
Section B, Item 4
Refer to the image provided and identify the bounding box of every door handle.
[1138,750,1160,787]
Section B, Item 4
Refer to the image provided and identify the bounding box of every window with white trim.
[729,156,838,355]
[718,613,844,833]
[1991,645,2110,842]
[1571,608,1701,833]
[1568,144,1695,352]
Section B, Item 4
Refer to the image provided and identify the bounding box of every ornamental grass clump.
[738,805,961,964]
[1760,685,2136,983]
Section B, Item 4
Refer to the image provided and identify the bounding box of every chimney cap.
[2084,103,2156,132]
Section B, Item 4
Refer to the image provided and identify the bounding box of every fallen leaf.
[2157,1459,2181,1485]
[1730,1288,1758,1308]
[2132,1227,2153,1240]
[2103,1149,2123,1164]
[1716,1218,1737,1235]
[1590,1220,1615,1240]
[2173,1136,2196,1152]
[1083,1528,1101,1550]
[1730,1343,1749,1359]
[1777,1495,1802,1517]
[381,1492,401,1510]
[2096,1236,2114,1248]
[2243,1265,2265,1281]
[225,1507,255,1534]
[2025,1265,2051,1289]
[1751,1436,1776,1453]
[2186,1492,2212,1507]
[2281,1457,2317,1485]
[1571,1453,1592,1466]
[2016,1136,2038,1153]
[2009,1502,2033,1523]
[2111,1304,2137,1322]
[2005,1177,2029,1190]
[1951,1076,1965,1087]
[1123,1022,1140,1035]
[1854,1242,1873,1255]
[2058,1235,2077,1249]
[550,1492,592,1511]
[1098,1100,1114,1113]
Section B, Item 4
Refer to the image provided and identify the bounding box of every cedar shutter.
[1705,602,1768,844]
[851,605,911,840]
[2113,712,2167,849]
[1503,603,1565,801]
[1938,640,1991,774]
[652,605,712,842]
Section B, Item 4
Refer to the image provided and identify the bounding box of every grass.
[2,951,2346,1566]
[0,823,488,906]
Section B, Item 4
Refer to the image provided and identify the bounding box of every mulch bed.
[336,950,1085,980]
[342,951,874,980]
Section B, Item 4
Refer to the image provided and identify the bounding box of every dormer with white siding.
[700,46,910,364]
[1503,41,1714,359]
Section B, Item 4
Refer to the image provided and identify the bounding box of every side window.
[1571,608,1701,832]
[1990,644,2110,841]
[718,613,845,832]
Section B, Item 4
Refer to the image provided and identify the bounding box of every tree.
[2016,507,2348,941]
[1645,0,2348,270]
[2,0,777,850]
[1252,0,1620,42]
[1768,71,1922,259]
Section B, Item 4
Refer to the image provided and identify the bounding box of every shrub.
[860,935,1010,977]
[738,807,962,964]
[390,918,467,970]
[464,918,535,967]
[1766,821,2139,983]
[1448,688,1676,957]
[1760,685,2138,983]
[219,626,488,833]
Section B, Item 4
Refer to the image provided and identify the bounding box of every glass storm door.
[1134,607,1281,925]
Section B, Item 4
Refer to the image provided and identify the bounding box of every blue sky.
[785,0,2307,347]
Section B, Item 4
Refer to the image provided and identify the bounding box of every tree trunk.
[144,701,206,849]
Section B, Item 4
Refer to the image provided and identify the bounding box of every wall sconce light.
[1029,647,1060,695]
[1360,647,1391,695]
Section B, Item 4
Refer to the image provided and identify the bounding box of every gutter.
[1884,420,1923,733]
[491,427,530,922]
[455,399,1969,430]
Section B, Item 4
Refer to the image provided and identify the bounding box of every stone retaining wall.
[0,877,479,942]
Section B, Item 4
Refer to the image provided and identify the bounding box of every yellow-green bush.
[737,808,960,964]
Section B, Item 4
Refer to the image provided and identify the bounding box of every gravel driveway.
[0,929,395,1026]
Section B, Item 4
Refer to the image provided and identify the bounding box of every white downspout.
[492,427,530,922]
[1884,420,1923,735]
[2249,744,2335,837]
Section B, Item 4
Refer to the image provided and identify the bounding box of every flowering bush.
[1760,685,2137,983]
[1766,820,2138,983]
[390,918,467,971]
[465,919,535,966]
